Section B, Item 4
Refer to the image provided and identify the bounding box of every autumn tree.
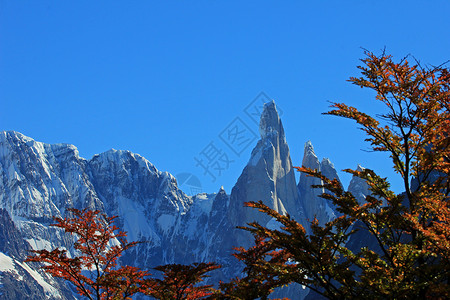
[145,262,220,300]
[214,237,290,300]
[235,51,450,299]
[26,209,221,300]
[26,208,149,300]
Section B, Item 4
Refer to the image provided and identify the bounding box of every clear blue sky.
[1,1,449,195]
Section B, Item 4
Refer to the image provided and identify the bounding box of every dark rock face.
[0,209,30,259]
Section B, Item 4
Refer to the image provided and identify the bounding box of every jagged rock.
[347,165,371,204]
[321,158,343,188]
[228,101,302,247]
[297,141,336,228]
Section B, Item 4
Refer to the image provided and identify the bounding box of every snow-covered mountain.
[0,101,362,299]
[0,130,238,299]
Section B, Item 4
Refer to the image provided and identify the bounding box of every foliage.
[145,262,220,300]
[235,50,450,299]
[214,236,290,300]
[26,208,221,300]
[26,208,149,299]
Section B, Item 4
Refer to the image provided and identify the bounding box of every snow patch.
[26,238,53,251]
[0,252,60,298]
[15,260,61,299]
[8,164,21,182]
[0,252,15,272]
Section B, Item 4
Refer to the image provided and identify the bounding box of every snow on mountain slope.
[0,251,63,299]
[0,130,240,298]
[0,131,92,263]
[88,149,191,247]
[0,101,347,300]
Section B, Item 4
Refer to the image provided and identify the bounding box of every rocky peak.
[297,141,337,228]
[321,158,343,188]
[347,165,371,204]
[88,149,191,240]
[0,130,34,146]
[304,140,314,154]
[259,100,285,141]
[301,141,320,170]
[228,101,300,246]
[212,186,228,213]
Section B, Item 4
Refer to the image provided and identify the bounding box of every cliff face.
[297,141,339,228]
[228,101,302,247]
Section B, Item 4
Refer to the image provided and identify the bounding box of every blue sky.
[1,1,449,195]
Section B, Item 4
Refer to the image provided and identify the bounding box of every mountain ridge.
[0,102,356,299]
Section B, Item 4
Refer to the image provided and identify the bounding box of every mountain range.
[0,101,370,299]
